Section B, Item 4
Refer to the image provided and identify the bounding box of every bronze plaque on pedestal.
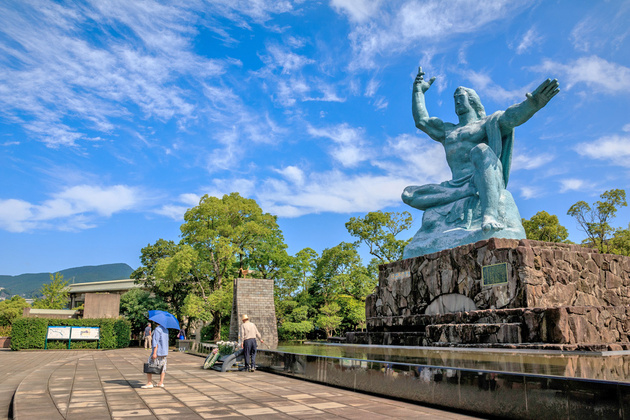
[482,263,508,286]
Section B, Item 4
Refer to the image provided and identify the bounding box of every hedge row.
[10,317,131,350]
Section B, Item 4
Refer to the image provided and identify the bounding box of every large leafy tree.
[179,192,285,340]
[522,211,570,242]
[119,289,168,337]
[313,242,374,305]
[132,240,192,321]
[32,273,69,309]
[0,296,30,326]
[345,210,413,264]
[609,224,630,256]
[567,189,627,254]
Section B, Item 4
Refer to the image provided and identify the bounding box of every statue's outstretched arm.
[413,67,446,142]
[500,78,559,132]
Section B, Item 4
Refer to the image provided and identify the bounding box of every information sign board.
[482,263,508,286]
[46,326,71,339]
[71,327,100,340]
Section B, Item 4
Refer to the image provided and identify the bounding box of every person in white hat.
[240,314,264,372]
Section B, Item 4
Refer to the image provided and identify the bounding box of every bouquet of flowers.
[216,340,238,355]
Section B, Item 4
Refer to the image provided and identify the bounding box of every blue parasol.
[148,310,180,330]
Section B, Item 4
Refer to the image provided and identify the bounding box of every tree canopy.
[32,273,69,309]
[568,189,627,254]
[522,211,569,243]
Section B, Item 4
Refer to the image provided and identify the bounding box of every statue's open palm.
[526,78,559,110]
[414,67,436,93]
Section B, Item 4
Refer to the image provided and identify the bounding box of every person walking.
[239,314,264,372]
[142,323,168,388]
[143,322,152,349]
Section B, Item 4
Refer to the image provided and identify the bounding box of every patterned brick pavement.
[1,348,486,419]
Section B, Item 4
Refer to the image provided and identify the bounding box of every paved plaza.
[0,348,484,419]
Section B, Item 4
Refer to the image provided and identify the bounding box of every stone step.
[426,322,522,345]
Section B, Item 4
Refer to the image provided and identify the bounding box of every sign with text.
[388,270,410,281]
[71,327,100,340]
[47,326,71,339]
[482,263,508,287]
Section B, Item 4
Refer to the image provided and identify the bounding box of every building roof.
[67,279,142,294]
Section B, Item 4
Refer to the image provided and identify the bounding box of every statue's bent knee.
[471,143,499,168]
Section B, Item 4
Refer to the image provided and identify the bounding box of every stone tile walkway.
[1,348,486,419]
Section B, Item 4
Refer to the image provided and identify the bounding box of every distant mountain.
[0,263,135,298]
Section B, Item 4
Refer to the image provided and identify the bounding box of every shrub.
[10,317,132,350]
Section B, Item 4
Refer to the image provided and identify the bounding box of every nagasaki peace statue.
[402,67,559,258]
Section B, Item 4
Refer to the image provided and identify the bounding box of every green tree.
[345,211,413,263]
[133,240,193,322]
[609,223,630,256]
[313,242,375,304]
[567,189,627,253]
[277,300,314,340]
[522,211,570,242]
[180,192,285,340]
[32,273,69,309]
[119,288,168,337]
[0,296,30,326]
[316,302,343,338]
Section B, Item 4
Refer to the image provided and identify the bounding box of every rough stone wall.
[371,238,630,320]
[228,278,278,347]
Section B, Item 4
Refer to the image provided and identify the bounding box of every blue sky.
[1,0,629,276]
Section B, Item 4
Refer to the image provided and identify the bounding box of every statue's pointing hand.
[526,78,560,110]
[414,66,436,94]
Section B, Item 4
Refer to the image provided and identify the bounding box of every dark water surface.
[272,342,630,383]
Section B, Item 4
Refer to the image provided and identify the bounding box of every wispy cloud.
[0,1,229,147]
[559,178,593,193]
[307,123,371,168]
[513,27,542,54]
[537,56,630,94]
[519,186,544,200]
[577,133,630,168]
[333,0,534,70]
[511,152,555,171]
[0,184,143,232]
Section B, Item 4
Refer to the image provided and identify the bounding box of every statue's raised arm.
[412,67,446,142]
[499,78,560,133]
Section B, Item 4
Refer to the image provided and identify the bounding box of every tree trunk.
[213,311,222,341]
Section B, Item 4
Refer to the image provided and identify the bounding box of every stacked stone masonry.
[348,238,630,349]
[228,278,278,347]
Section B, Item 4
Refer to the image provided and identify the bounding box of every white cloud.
[577,134,630,167]
[335,0,533,69]
[519,186,543,200]
[276,166,306,186]
[0,199,34,233]
[463,70,532,103]
[537,56,630,94]
[262,44,315,74]
[559,178,592,193]
[307,123,370,167]
[330,0,383,22]
[511,152,554,171]
[0,1,237,147]
[514,27,542,54]
[0,185,143,232]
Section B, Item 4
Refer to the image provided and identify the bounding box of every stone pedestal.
[228,278,278,347]
[348,238,630,349]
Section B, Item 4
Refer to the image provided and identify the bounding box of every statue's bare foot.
[482,214,504,233]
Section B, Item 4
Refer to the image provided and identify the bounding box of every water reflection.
[272,343,630,383]
[256,348,630,420]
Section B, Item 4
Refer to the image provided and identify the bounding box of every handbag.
[143,361,163,374]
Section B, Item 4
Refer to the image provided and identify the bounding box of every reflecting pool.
[256,343,630,419]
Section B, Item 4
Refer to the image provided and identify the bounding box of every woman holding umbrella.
[142,310,179,389]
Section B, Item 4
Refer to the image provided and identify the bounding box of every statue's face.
[454,91,473,116]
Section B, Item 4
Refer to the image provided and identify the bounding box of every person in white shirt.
[239,314,264,372]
